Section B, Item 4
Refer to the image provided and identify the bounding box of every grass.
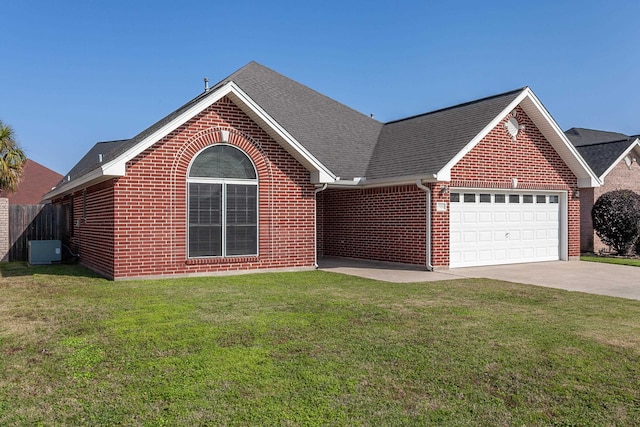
[581,254,640,267]
[1,263,640,426]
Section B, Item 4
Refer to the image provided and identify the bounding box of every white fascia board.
[43,167,120,200]
[520,89,600,188]
[101,84,234,176]
[102,82,336,181]
[599,139,640,184]
[50,82,337,200]
[436,89,530,179]
[226,83,336,183]
[436,87,601,188]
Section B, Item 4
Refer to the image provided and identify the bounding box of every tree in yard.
[0,120,27,193]
[591,189,640,255]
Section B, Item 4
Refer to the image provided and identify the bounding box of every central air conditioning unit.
[28,240,62,265]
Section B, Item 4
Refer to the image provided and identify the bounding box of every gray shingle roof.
[564,127,629,147]
[222,62,383,179]
[56,139,129,186]
[565,128,637,177]
[367,89,525,179]
[53,61,531,194]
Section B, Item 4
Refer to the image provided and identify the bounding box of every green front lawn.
[1,263,639,426]
[581,254,640,267]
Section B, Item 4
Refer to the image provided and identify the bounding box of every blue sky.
[2,1,639,175]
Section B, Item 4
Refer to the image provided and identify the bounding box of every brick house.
[565,128,640,252]
[45,62,598,279]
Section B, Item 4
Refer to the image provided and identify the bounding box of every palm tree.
[0,120,27,193]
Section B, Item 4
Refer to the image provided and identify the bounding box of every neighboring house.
[565,128,640,252]
[44,62,598,280]
[0,159,63,204]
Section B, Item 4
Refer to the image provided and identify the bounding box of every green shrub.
[592,190,640,255]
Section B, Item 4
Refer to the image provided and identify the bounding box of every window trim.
[186,144,259,259]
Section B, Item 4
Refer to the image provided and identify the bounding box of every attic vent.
[505,111,525,141]
[624,155,637,169]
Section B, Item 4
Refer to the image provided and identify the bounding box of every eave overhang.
[598,138,640,183]
[435,87,601,189]
[44,82,337,201]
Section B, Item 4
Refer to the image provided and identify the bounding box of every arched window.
[187,145,258,258]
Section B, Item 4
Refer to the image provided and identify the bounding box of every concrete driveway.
[318,257,640,301]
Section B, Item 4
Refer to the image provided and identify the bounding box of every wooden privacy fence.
[8,204,66,262]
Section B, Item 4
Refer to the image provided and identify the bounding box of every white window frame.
[186,144,259,259]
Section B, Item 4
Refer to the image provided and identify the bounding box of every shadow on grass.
[0,262,101,279]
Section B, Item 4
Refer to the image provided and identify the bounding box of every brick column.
[0,198,8,262]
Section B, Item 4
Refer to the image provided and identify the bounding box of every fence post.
[0,198,8,262]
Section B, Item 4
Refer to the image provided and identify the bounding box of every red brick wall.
[320,185,428,266]
[320,107,581,268]
[450,106,580,259]
[584,154,640,252]
[55,180,115,278]
[58,97,316,279]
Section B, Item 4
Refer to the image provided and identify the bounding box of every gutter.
[415,179,434,271]
[314,183,328,268]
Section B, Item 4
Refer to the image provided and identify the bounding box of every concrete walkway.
[318,257,640,301]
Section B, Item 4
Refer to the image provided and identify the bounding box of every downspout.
[415,179,434,271]
[314,183,328,268]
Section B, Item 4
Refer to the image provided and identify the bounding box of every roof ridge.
[385,87,528,125]
[574,138,631,147]
[225,61,382,125]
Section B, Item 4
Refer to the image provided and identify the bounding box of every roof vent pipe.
[98,153,103,163]
[204,77,209,92]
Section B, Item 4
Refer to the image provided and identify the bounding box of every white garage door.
[450,191,560,268]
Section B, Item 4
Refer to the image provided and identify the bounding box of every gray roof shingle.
[565,128,638,177]
[367,89,525,179]
[222,62,383,179]
[564,127,629,147]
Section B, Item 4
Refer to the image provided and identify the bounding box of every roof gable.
[47,63,356,199]
[222,62,383,180]
[367,89,524,180]
[565,128,640,180]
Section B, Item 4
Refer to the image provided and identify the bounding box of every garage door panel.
[450,190,561,268]
[463,231,477,242]
[478,250,493,261]
[535,211,547,221]
[522,229,535,240]
[479,212,492,222]
[522,247,535,258]
[463,212,478,222]
[509,248,522,259]
[494,211,507,222]
[478,231,492,242]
